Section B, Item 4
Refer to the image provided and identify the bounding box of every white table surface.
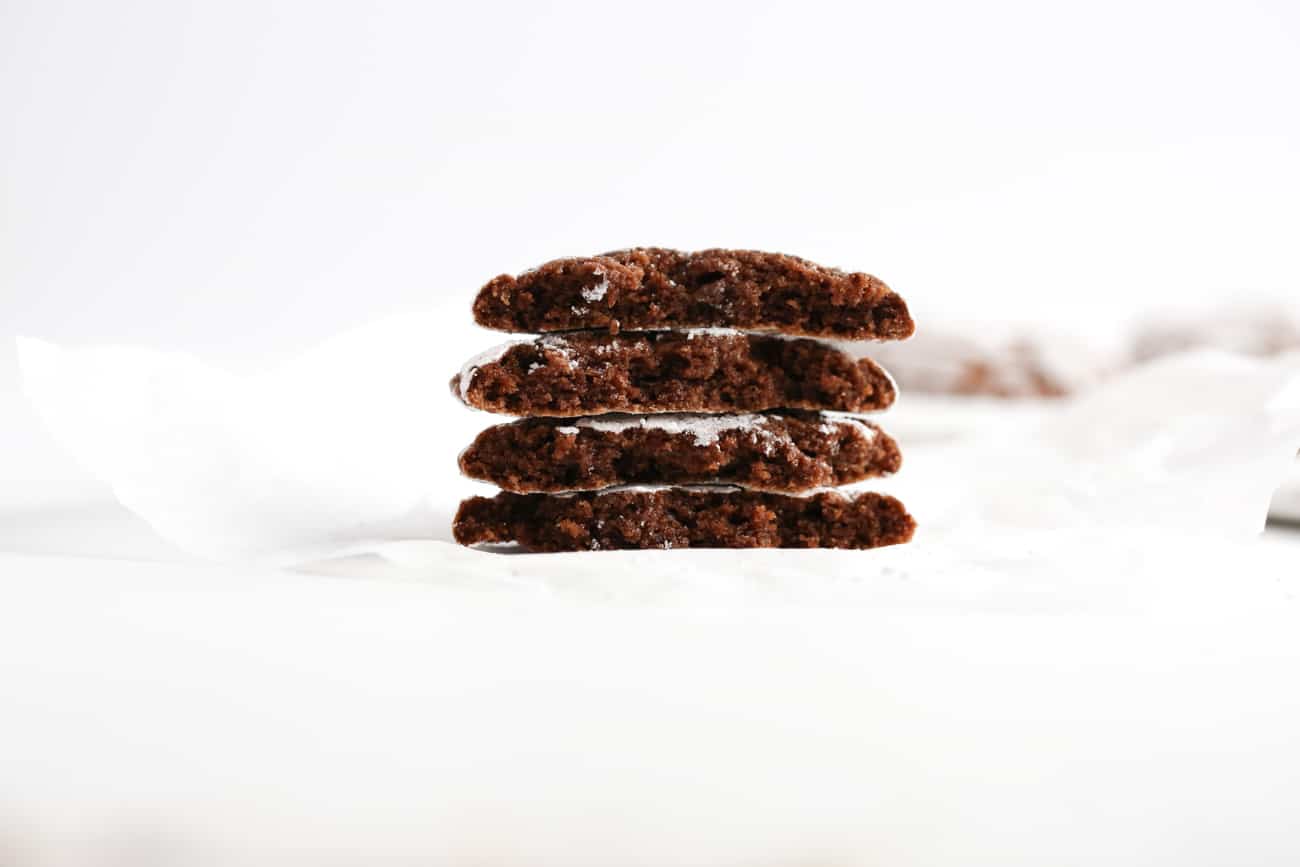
[5,522,1300,867]
[5,364,1300,866]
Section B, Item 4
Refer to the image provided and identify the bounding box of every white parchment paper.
[10,318,1300,866]
[16,316,1300,609]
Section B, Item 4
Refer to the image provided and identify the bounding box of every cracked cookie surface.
[472,247,914,340]
[459,412,901,493]
[451,330,897,417]
[453,487,917,552]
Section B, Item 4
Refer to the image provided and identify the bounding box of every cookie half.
[453,487,916,552]
[450,330,897,417]
[472,248,914,340]
[458,412,901,493]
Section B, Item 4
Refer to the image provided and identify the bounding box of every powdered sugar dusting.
[549,483,735,499]
[684,327,745,340]
[568,411,879,449]
[575,413,774,446]
[457,335,591,403]
[456,339,524,402]
[819,413,880,441]
[595,483,744,495]
[557,484,700,500]
[679,328,825,343]
[574,483,854,500]
[537,334,581,369]
[538,334,576,351]
[580,273,609,303]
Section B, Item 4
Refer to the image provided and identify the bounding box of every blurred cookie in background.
[1133,301,1300,363]
[861,327,1117,445]
[868,329,1111,399]
[844,308,1299,524]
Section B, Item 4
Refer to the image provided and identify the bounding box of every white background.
[4,5,1300,862]
[5,3,1300,341]
[5,0,1300,519]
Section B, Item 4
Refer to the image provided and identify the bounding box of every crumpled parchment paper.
[10,319,1300,866]
[16,316,1300,609]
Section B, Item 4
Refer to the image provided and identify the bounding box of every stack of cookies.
[450,248,918,552]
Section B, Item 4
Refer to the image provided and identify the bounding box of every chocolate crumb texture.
[451,330,897,417]
[453,487,917,552]
[472,247,914,341]
[451,245,917,553]
[459,412,902,493]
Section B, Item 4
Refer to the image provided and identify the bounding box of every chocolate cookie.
[451,330,897,417]
[866,330,1106,399]
[459,412,901,493]
[1133,305,1300,362]
[453,487,916,552]
[472,248,914,340]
